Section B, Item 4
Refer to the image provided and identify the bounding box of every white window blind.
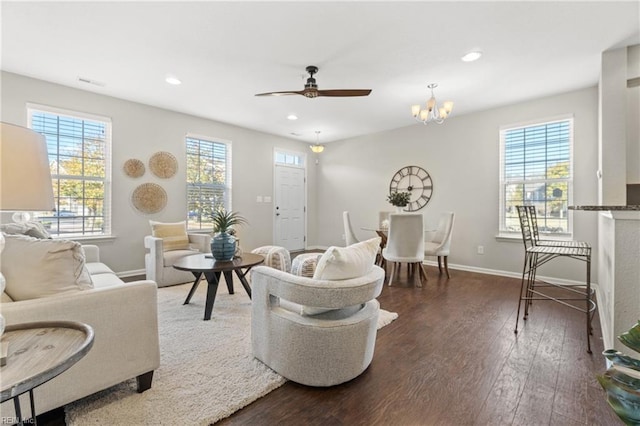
[28,105,111,237]
[499,118,573,236]
[186,135,232,230]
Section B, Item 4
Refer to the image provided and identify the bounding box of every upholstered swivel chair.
[382,213,426,287]
[144,233,211,287]
[251,264,385,387]
[343,211,360,246]
[424,212,455,278]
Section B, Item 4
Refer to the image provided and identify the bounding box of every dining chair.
[424,212,455,278]
[514,205,595,353]
[382,213,426,287]
[378,211,393,229]
[343,211,360,246]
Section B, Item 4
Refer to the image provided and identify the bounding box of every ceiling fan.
[255,65,372,98]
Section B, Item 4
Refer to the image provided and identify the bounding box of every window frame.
[498,115,574,238]
[185,133,232,231]
[27,103,112,238]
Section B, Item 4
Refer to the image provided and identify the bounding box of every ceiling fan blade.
[255,90,305,97]
[316,89,372,97]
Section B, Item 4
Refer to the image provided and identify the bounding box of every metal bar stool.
[514,205,596,353]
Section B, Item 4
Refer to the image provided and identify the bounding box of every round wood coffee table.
[173,253,265,320]
[0,321,94,425]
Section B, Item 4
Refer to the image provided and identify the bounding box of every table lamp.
[0,122,55,353]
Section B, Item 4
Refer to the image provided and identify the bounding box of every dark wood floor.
[36,264,621,426]
[219,265,621,426]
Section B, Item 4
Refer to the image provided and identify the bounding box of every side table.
[0,321,94,426]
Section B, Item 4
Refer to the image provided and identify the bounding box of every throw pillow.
[149,220,189,251]
[0,221,51,239]
[313,237,380,280]
[1,234,93,301]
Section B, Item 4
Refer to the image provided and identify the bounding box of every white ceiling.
[2,1,639,143]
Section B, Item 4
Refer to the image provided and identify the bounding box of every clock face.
[389,166,433,211]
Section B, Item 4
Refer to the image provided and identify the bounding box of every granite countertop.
[569,205,640,211]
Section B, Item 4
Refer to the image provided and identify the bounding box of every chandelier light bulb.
[411,83,454,125]
[310,130,325,153]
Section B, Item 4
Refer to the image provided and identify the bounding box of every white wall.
[599,47,628,204]
[1,71,317,274]
[1,71,601,283]
[315,87,600,282]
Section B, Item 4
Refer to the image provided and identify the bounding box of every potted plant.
[387,191,411,212]
[210,208,248,261]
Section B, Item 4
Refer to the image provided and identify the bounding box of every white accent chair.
[382,213,426,287]
[343,211,360,246]
[144,233,211,287]
[251,265,385,387]
[424,212,455,278]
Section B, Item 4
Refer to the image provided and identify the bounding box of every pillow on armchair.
[149,220,189,251]
[313,237,381,280]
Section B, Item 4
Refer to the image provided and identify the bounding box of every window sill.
[495,233,574,242]
[53,235,116,243]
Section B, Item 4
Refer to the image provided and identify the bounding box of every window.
[28,105,111,237]
[499,117,573,236]
[186,135,232,230]
[274,150,305,167]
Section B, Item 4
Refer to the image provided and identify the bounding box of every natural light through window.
[186,135,232,230]
[499,117,573,237]
[28,105,111,237]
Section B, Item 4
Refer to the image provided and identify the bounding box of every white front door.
[274,164,305,251]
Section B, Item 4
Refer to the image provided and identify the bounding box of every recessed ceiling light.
[165,75,182,85]
[461,51,482,62]
[287,114,298,120]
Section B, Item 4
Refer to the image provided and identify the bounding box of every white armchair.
[144,233,211,287]
[251,265,385,387]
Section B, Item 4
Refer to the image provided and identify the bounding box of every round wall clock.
[389,166,433,211]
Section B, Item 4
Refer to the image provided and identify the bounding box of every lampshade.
[310,144,325,153]
[0,122,55,213]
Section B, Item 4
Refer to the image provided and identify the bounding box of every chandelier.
[411,83,454,125]
[309,130,324,153]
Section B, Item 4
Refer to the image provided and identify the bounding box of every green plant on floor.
[387,191,411,207]
[598,320,640,425]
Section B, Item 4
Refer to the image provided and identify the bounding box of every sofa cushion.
[90,271,124,289]
[150,220,189,251]
[84,262,115,276]
[313,237,380,280]
[1,234,93,301]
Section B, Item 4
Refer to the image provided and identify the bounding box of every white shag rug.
[66,281,398,426]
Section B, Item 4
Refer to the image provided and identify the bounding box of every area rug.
[66,281,398,425]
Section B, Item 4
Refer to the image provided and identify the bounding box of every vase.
[598,321,640,424]
[395,206,405,213]
[210,232,237,261]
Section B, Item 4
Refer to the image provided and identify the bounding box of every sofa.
[0,242,160,416]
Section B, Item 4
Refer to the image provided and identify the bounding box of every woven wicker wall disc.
[123,159,145,178]
[149,151,178,178]
[131,183,167,214]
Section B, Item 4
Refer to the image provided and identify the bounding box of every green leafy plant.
[387,191,411,207]
[211,208,247,234]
